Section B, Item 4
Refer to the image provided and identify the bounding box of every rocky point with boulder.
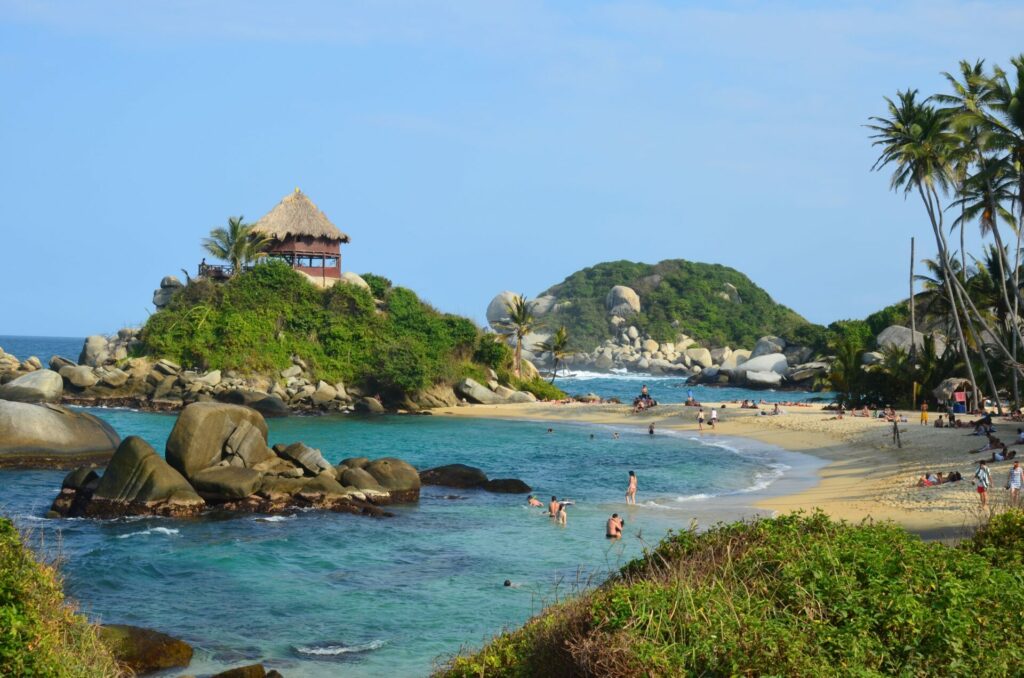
[49,402,421,520]
[0,400,120,468]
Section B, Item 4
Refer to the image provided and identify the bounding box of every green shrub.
[439,512,1024,677]
[361,272,393,299]
[474,334,513,370]
[964,508,1024,569]
[139,260,490,398]
[512,377,566,402]
[0,519,120,677]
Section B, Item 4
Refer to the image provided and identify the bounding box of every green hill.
[539,259,821,350]
[139,261,558,402]
[439,511,1024,677]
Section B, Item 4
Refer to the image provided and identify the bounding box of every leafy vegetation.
[439,511,1024,677]
[201,215,271,275]
[540,259,816,350]
[140,260,486,399]
[0,519,120,677]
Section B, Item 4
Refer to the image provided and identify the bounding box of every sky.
[1,0,1023,337]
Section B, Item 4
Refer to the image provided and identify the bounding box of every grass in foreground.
[0,518,121,677]
[439,511,1024,677]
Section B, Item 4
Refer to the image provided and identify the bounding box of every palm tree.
[502,294,535,378]
[868,89,981,406]
[827,334,865,406]
[535,326,572,383]
[202,216,272,276]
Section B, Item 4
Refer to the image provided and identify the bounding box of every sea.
[0,336,828,677]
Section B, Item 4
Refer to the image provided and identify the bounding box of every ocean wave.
[254,515,293,522]
[559,370,683,382]
[294,640,386,656]
[116,527,180,539]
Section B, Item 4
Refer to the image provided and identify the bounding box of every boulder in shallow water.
[483,478,532,493]
[98,624,193,674]
[420,463,489,488]
[338,466,386,493]
[0,401,119,467]
[277,442,332,476]
[88,436,204,516]
[745,370,783,388]
[215,389,290,418]
[191,466,263,500]
[166,402,270,479]
[210,664,272,678]
[364,457,421,500]
[0,369,63,403]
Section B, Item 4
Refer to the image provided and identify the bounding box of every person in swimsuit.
[606,513,623,539]
[548,496,560,517]
[527,495,543,508]
[556,500,570,525]
[626,471,637,504]
[975,461,991,508]
[697,408,705,431]
[920,402,929,425]
[1008,460,1023,507]
[648,423,655,436]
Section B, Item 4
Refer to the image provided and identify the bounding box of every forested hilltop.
[535,259,820,350]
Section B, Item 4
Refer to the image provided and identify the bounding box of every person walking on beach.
[920,402,929,426]
[626,471,638,504]
[697,408,705,431]
[1008,461,1023,507]
[975,461,991,508]
[606,513,623,539]
[710,408,718,429]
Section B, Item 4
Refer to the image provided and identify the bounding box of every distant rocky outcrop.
[49,402,421,519]
[0,401,120,468]
[420,463,532,494]
[152,275,185,310]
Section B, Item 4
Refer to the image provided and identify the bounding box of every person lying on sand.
[990,445,1017,462]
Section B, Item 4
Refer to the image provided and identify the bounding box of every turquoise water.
[0,336,826,675]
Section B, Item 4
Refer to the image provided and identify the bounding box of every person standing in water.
[648,423,655,436]
[697,408,705,431]
[548,495,560,517]
[606,513,624,539]
[626,471,638,504]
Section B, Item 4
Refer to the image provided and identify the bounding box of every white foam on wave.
[560,370,682,382]
[294,639,386,656]
[254,515,293,522]
[116,527,180,539]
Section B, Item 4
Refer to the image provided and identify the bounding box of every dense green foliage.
[440,512,1024,677]
[541,259,817,349]
[141,260,484,397]
[0,519,120,677]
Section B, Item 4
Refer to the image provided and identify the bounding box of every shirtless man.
[548,496,560,517]
[527,495,543,508]
[625,471,638,505]
[606,513,624,539]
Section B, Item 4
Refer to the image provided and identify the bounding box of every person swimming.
[527,495,543,508]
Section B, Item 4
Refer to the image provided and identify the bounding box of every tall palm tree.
[535,326,572,383]
[502,294,535,378]
[868,89,981,405]
[827,334,864,406]
[202,216,272,277]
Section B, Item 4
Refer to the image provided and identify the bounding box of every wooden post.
[910,237,917,409]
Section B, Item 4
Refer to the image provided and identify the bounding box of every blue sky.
[2,0,1023,337]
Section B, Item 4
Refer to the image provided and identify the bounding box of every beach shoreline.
[433,399,1000,542]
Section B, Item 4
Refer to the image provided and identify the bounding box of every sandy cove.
[433,400,1015,541]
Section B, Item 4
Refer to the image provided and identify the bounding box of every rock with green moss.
[98,624,193,674]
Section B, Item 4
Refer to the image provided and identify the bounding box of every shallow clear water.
[0,335,825,676]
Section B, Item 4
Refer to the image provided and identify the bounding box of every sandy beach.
[434,399,1014,541]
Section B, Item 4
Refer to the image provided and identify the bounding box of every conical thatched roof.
[250,189,350,243]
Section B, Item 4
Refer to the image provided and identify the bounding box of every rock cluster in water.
[419,463,532,493]
[0,400,121,468]
[48,402,420,519]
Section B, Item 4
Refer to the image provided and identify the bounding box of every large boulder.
[89,437,203,515]
[750,335,786,358]
[531,295,557,316]
[413,383,458,409]
[786,362,830,382]
[78,335,111,367]
[734,353,788,375]
[60,365,100,389]
[720,350,751,371]
[746,370,783,387]
[338,467,386,493]
[877,325,947,357]
[191,466,263,500]
[0,369,63,403]
[215,390,290,418]
[364,458,421,500]
[486,291,519,328]
[339,271,371,291]
[483,478,532,493]
[685,348,713,369]
[98,625,193,675]
[605,285,641,317]
[0,401,119,467]
[165,402,271,479]
[455,378,504,405]
[419,463,489,488]
[277,442,332,476]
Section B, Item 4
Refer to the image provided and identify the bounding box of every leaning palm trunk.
[921,184,981,407]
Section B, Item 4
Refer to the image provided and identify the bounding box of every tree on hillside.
[202,216,272,277]
[501,294,535,378]
[536,326,572,383]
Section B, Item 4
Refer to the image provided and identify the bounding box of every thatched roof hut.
[250,189,350,243]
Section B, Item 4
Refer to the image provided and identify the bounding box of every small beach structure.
[249,188,350,286]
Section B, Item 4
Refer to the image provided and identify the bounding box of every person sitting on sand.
[773,403,781,416]
[606,513,624,539]
[527,495,543,508]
